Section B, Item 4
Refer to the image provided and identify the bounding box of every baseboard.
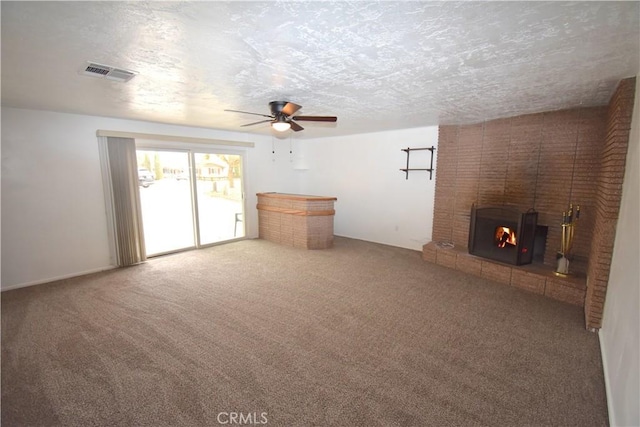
[333,233,424,252]
[1,265,116,292]
[598,329,616,427]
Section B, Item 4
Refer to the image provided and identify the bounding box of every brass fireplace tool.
[555,203,580,277]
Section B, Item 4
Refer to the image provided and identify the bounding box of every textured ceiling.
[1,1,639,138]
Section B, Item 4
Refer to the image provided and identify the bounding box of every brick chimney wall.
[585,77,637,329]
[432,77,636,329]
[433,107,607,274]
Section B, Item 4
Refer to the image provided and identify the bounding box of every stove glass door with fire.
[468,205,537,266]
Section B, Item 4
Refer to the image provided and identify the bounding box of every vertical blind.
[100,137,147,266]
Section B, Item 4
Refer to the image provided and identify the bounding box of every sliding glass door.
[194,153,245,245]
[136,148,244,257]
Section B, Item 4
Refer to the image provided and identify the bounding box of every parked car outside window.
[138,168,155,188]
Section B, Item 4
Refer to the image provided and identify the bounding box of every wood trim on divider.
[96,130,255,147]
[256,192,338,202]
[256,204,335,216]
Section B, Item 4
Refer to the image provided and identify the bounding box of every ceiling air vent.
[81,62,137,83]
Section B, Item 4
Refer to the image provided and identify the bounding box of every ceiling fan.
[224,101,337,132]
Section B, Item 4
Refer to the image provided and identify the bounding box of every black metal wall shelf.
[400,146,436,180]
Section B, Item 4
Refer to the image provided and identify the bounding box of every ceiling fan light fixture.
[272,117,291,132]
[226,101,337,133]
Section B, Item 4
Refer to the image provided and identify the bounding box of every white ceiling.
[1,1,639,138]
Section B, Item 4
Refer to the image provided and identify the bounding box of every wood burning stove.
[468,205,538,266]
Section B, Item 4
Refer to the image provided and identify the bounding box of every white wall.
[600,79,640,427]
[1,107,298,290]
[298,127,438,251]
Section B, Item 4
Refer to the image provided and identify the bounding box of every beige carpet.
[2,237,608,426]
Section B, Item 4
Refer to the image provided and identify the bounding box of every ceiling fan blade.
[292,115,337,122]
[281,102,302,116]
[240,119,273,127]
[290,121,304,132]
[224,109,273,119]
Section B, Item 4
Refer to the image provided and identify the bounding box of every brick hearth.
[423,242,586,306]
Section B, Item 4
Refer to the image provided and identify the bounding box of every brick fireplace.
[423,78,636,329]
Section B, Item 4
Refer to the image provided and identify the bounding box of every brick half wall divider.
[257,192,337,250]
